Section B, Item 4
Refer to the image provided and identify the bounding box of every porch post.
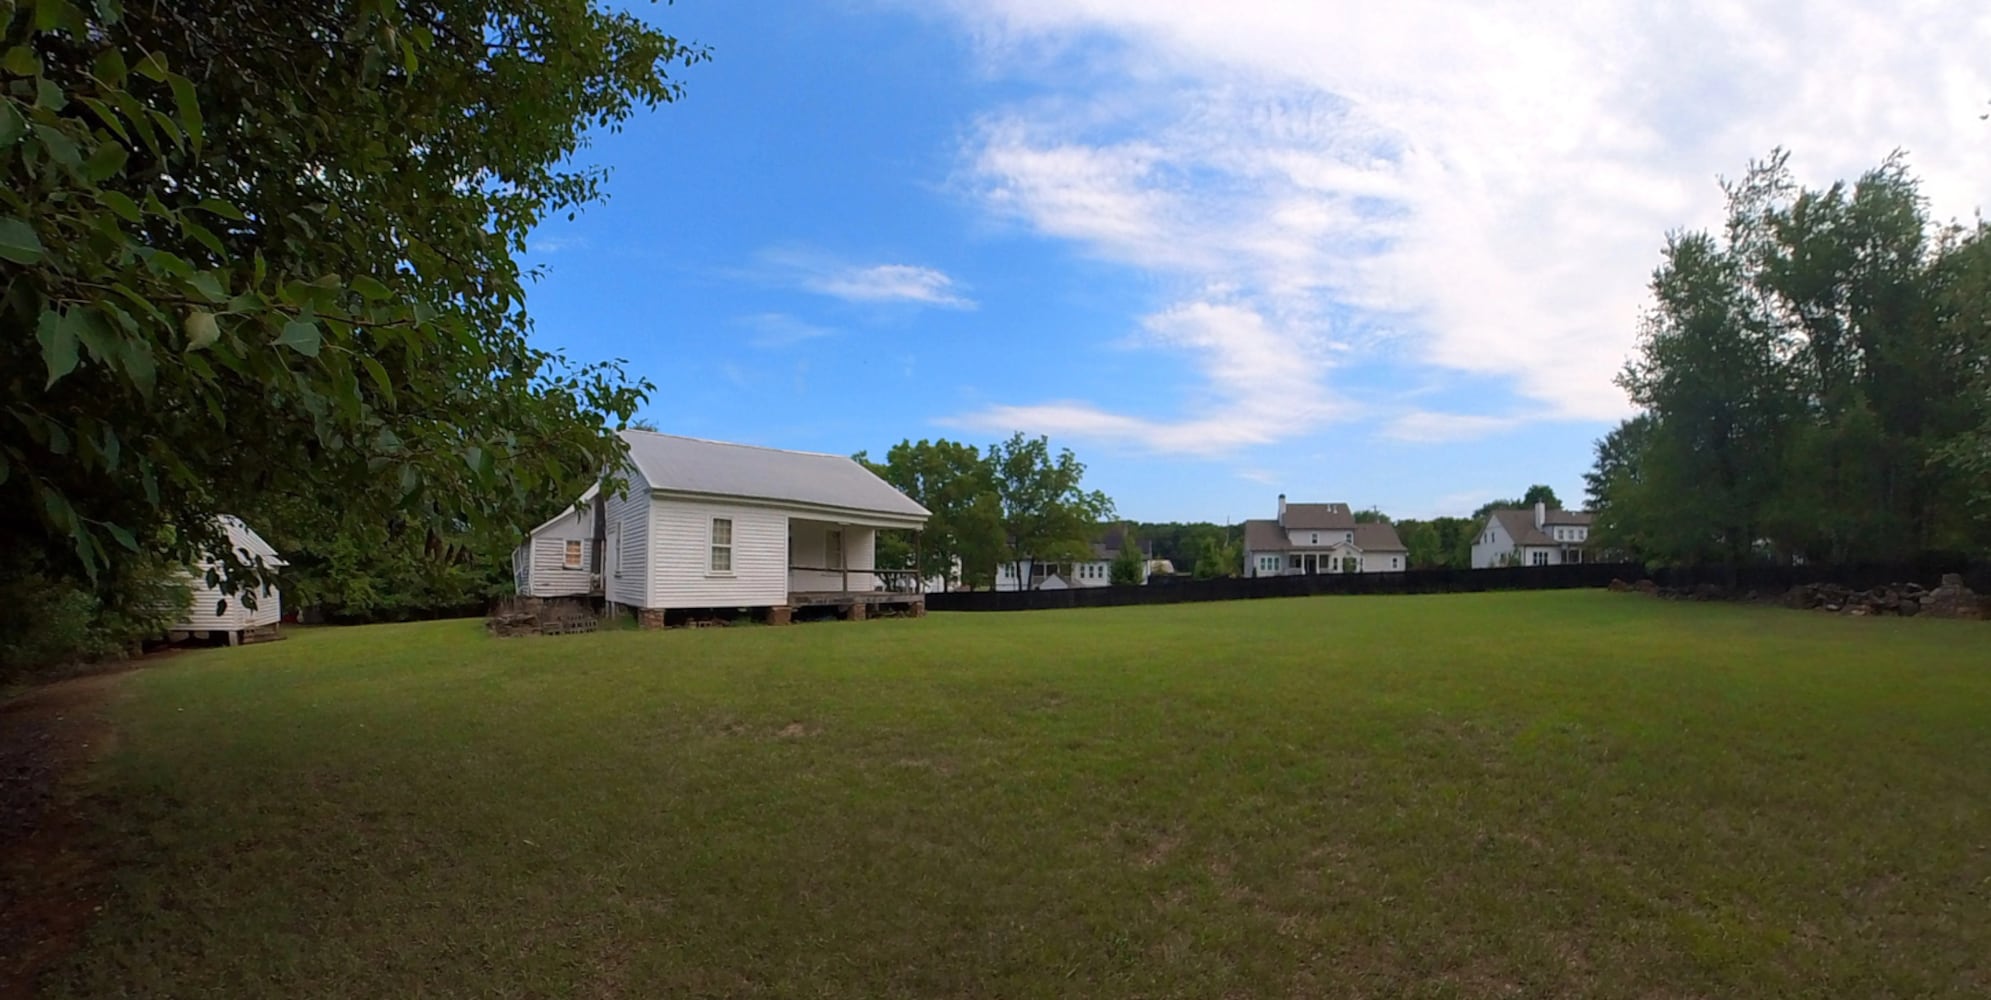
[915,530,924,593]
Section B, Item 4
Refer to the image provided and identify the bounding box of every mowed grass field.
[46,592,1991,997]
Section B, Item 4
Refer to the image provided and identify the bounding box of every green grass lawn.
[48,593,1991,997]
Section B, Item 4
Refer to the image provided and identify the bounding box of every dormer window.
[1311,533,1318,545]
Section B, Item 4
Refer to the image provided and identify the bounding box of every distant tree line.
[1588,151,1991,568]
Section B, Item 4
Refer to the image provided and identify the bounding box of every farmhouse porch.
[784,516,925,620]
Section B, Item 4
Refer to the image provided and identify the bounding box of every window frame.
[709,517,734,575]
[562,539,583,570]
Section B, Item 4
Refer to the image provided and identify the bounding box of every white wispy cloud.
[766,248,976,308]
[1381,411,1530,444]
[947,300,1349,455]
[809,264,974,307]
[929,0,1991,451]
[737,312,838,349]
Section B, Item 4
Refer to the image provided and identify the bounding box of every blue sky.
[522,1,1991,524]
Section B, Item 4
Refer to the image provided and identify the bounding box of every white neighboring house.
[1470,502,1593,568]
[1242,496,1409,577]
[172,516,284,645]
[515,431,931,624]
[994,525,1149,591]
[512,483,600,598]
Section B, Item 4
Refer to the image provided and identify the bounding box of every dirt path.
[0,670,127,998]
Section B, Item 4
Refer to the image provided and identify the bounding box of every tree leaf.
[0,100,24,146]
[34,0,73,32]
[277,318,322,357]
[133,51,168,81]
[360,355,396,405]
[103,521,139,552]
[31,124,80,167]
[92,46,127,86]
[77,96,130,143]
[99,190,141,222]
[80,137,128,182]
[197,198,247,221]
[0,215,43,264]
[184,310,220,350]
[188,271,227,303]
[1,47,40,77]
[168,74,202,150]
[36,309,78,386]
[350,275,392,301]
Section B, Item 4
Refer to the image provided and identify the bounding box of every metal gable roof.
[214,515,285,567]
[619,431,931,520]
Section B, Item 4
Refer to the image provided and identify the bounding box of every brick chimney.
[1534,501,1546,529]
[1278,494,1287,523]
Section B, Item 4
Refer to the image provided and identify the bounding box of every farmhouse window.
[1531,550,1549,566]
[563,539,583,569]
[710,518,733,573]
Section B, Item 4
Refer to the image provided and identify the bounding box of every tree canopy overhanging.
[1,1,701,618]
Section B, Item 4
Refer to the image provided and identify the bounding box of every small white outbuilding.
[171,515,285,645]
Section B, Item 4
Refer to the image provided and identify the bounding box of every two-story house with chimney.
[1470,502,1593,568]
[1241,495,1408,577]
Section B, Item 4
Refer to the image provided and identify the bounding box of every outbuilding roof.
[212,515,285,567]
[618,431,931,520]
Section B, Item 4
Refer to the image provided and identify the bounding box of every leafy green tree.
[1402,521,1443,569]
[857,438,1001,589]
[1353,507,1390,523]
[1603,152,1991,566]
[1191,535,1240,579]
[987,434,1114,587]
[1,1,697,602]
[1109,533,1146,586]
[1522,485,1561,509]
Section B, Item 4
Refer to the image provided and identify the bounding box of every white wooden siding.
[604,475,651,607]
[528,535,593,597]
[176,569,280,632]
[649,497,788,608]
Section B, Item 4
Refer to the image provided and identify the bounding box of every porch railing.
[787,566,927,594]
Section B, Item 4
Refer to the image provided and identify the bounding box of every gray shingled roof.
[619,431,930,519]
[1352,522,1407,552]
[1245,518,1405,552]
[1243,519,1287,552]
[1491,509,1551,546]
[1280,502,1355,530]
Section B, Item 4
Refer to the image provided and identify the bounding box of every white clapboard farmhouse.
[1470,502,1593,568]
[171,516,284,646]
[514,431,931,625]
[1241,495,1409,577]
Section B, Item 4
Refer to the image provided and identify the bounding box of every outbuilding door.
[606,522,620,584]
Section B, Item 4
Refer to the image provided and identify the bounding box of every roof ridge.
[619,429,849,462]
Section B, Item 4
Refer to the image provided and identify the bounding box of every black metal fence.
[924,559,1988,613]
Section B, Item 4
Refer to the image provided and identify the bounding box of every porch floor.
[788,591,927,608]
